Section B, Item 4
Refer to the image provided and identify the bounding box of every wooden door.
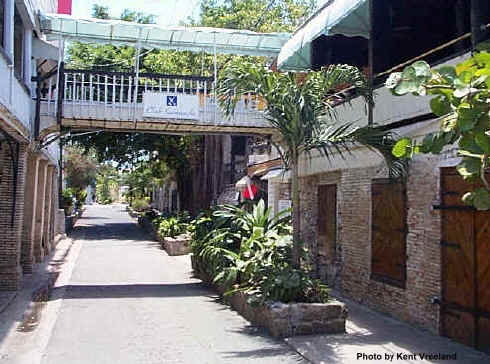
[371,180,407,287]
[317,185,337,284]
[440,168,490,352]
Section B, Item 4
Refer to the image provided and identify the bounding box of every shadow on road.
[71,222,149,242]
[76,216,111,220]
[222,347,306,362]
[52,283,217,299]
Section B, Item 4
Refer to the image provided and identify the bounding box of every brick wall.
[0,142,28,291]
[298,156,442,334]
[42,166,55,256]
[49,169,58,248]
[299,172,341,282]
[34,160,48,263]
[21,153,39,274]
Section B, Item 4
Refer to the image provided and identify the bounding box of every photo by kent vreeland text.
[356,352,458,361]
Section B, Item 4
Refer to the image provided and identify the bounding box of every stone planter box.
[134,214,190,255]
[163,235,191,256]
[191,254,347,338]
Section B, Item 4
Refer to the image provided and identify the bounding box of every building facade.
[251,0,490,352]
[0,0,67,291]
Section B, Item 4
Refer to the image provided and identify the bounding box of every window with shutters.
[371,179,407,288]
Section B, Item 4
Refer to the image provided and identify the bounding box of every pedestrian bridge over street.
[39,68,274,137]
[36,13,289,139]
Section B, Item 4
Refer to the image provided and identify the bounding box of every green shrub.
[158,217,188,238]
[62,188,75,208]
[226,235,329,304]
[74,189,87,209]
[191,200,328,304]
[131,198,149,212]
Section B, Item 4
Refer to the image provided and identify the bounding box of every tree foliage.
[96,164,120,204]
[92,4,109,20]
[122,159,170,202]
[67,1,318,210]
[387,51,490,210]
[63,145,97,191]
[119,9,156,24]
[198,0,316,32]
[218,61,404,267]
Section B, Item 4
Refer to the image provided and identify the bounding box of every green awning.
[40,13,291,58]
[277,0,370,71]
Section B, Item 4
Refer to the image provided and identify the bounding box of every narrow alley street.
[39,204,306,364]
[1,204,489,364]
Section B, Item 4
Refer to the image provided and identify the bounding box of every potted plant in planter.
[190,200,347,338]
[157,214,191,255]
[62,188,75,217]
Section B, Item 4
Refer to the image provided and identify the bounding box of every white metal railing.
[40,69,269,128]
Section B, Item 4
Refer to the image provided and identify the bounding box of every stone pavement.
[286,297,489,364]
[0,234,70,317]
[39,204,307,364]
[0,235,74,363]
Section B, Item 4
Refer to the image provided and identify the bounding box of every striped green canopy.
[40,13,291,58]
[277,0,370,71]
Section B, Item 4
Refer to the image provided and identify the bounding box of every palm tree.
[217,62,405,268]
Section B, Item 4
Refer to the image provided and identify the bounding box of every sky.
[72,0,202,26]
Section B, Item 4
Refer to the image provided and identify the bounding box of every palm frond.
[216,61,406,178]
[308,123,408,179]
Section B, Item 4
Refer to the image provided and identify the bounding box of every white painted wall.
[33,0,57,13]
[0,48,32,134]
[333,52,471,129]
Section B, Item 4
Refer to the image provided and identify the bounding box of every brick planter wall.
[191,254,347,338]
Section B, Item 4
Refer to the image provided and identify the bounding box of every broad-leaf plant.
[387,51,490,210]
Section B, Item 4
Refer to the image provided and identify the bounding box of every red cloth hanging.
[243,184,258,200]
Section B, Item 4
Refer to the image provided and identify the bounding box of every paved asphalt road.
[41,204,306,364]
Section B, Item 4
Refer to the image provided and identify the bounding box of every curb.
[0,234,70,316]
[0,235,74,317]
[0,292,17,315]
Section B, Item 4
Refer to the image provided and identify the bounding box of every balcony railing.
[40,69,270,130]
